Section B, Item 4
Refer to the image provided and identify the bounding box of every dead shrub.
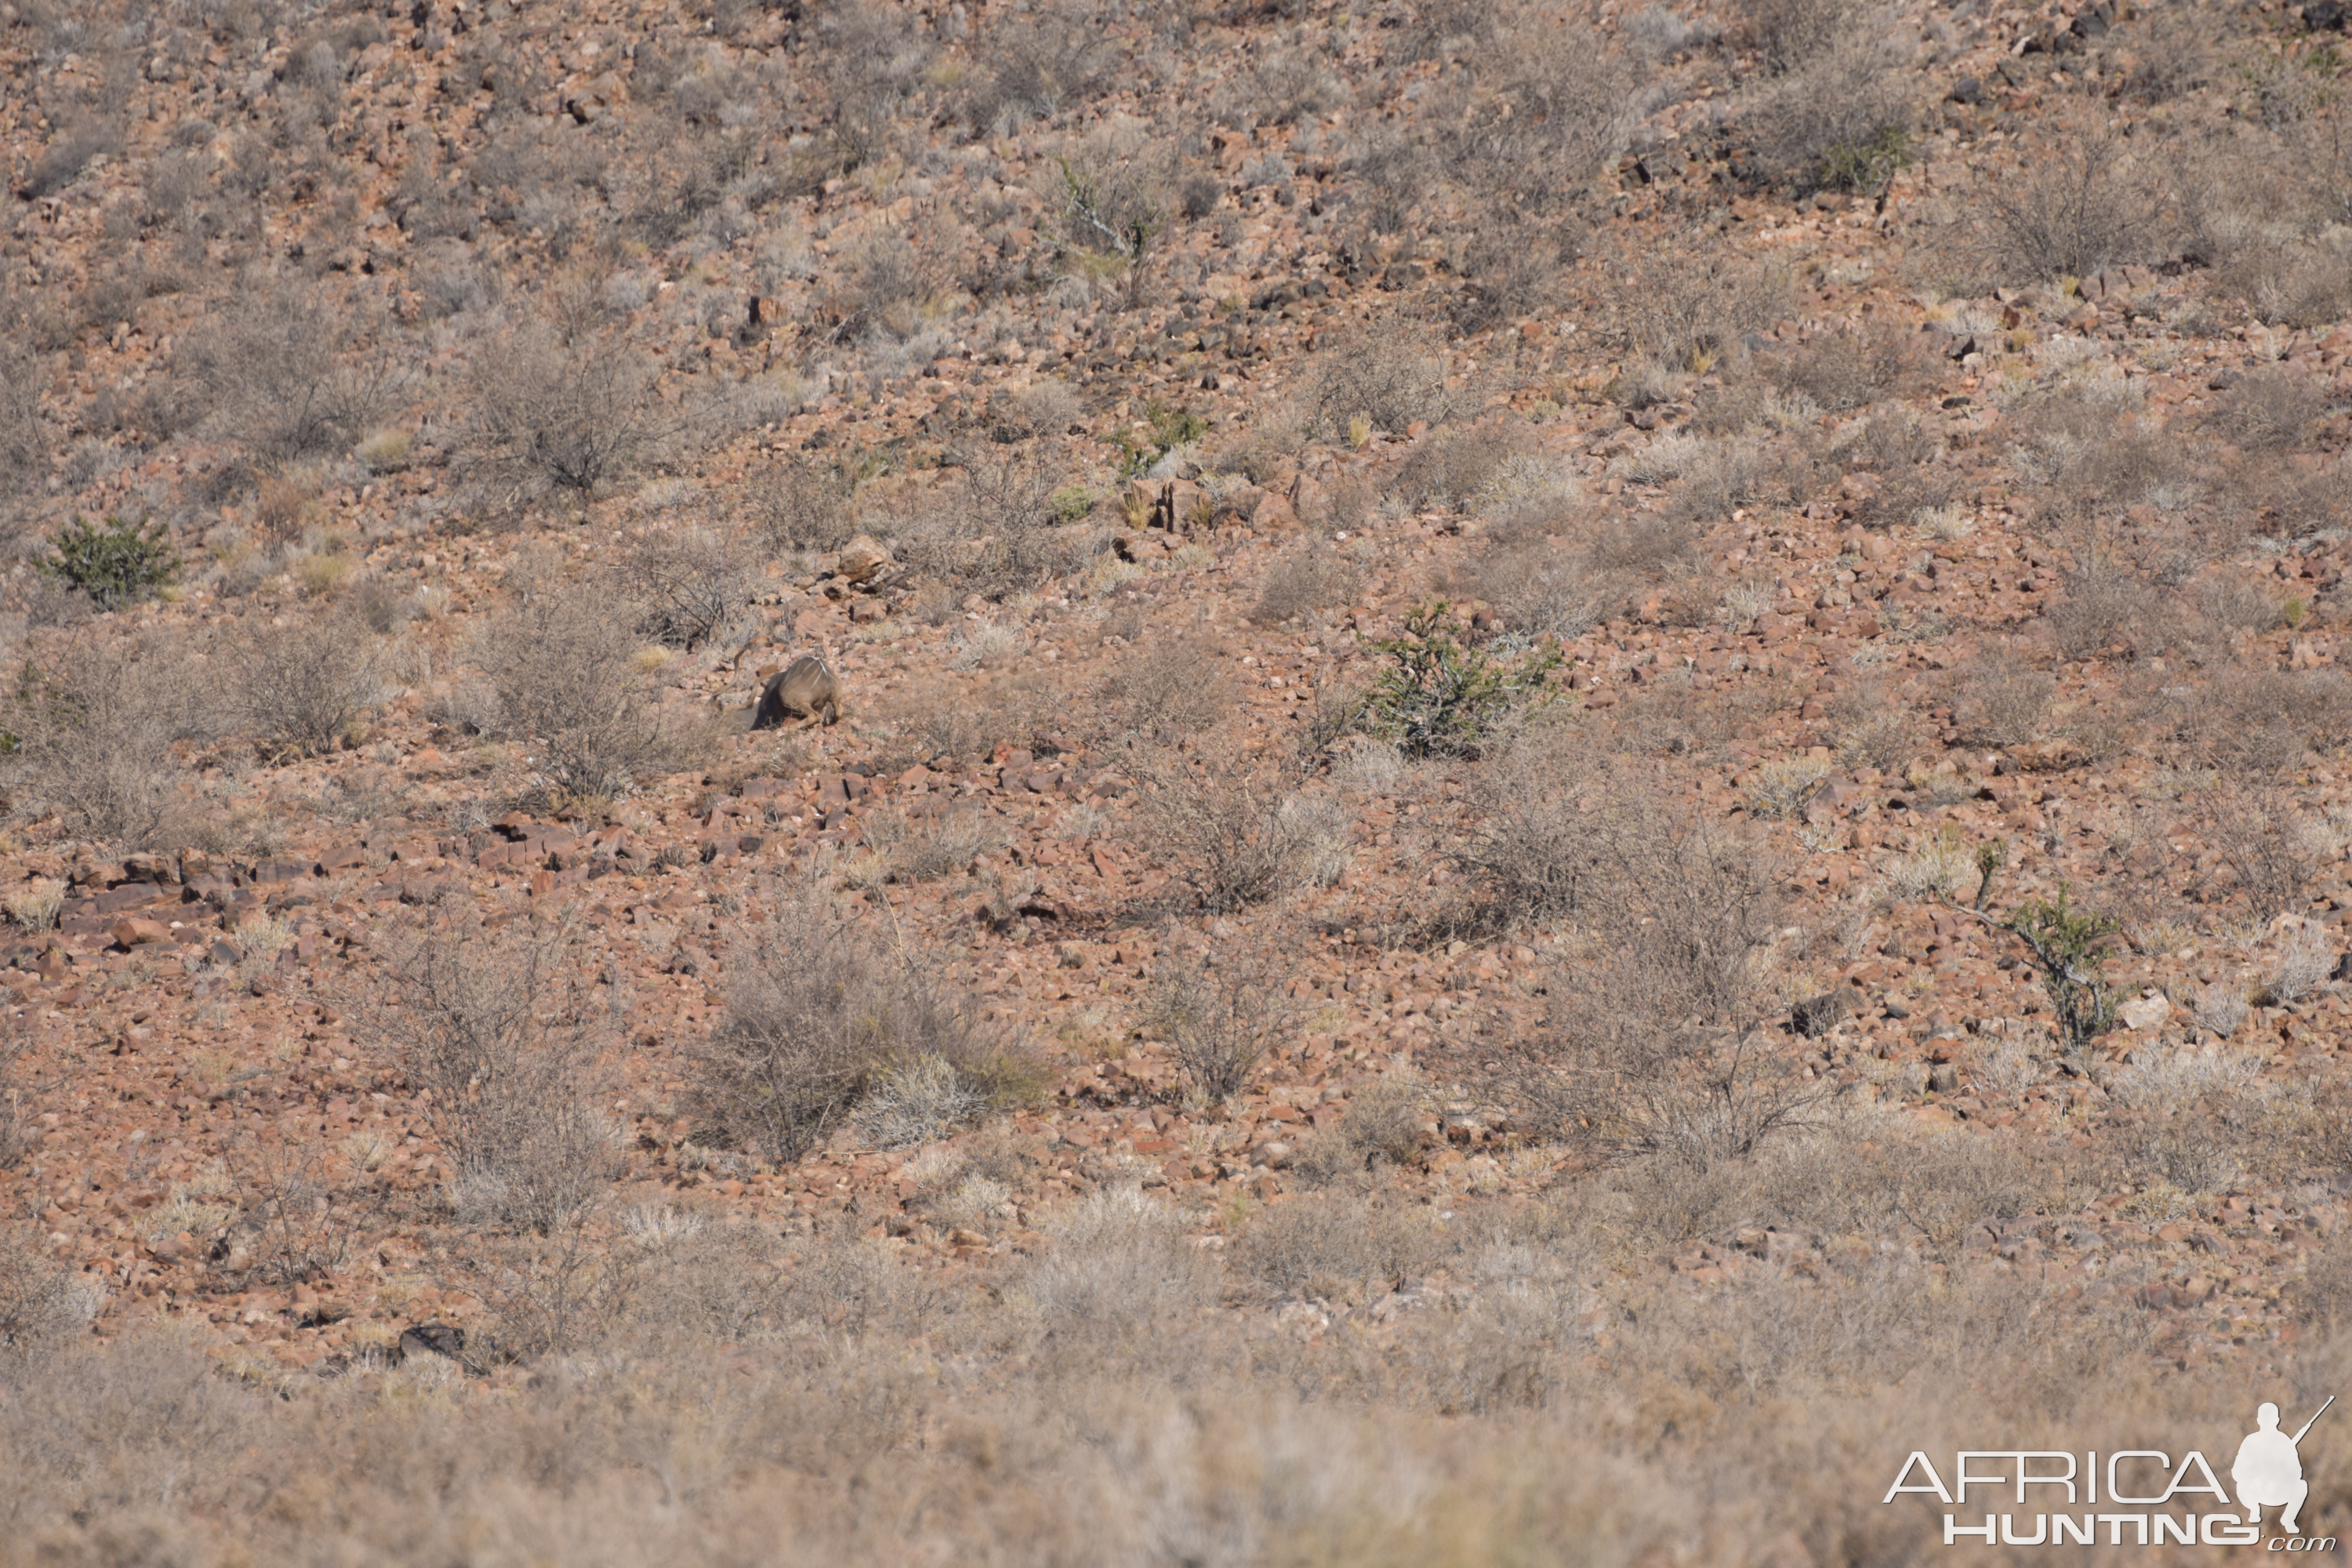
[1450,731,1599,931]
[2043,556,2161,659]
[1100,631,1232,740]
[1738,27,1915,194]
[470,589,706,799]
[1133,753,1322,912]
[1291,1076,1432,1185]
[2192,782,2321,922]
[1025,1185,1216,1338]
[1143,946,1295,1104]
[1946,643,2056,748]
[2212,368,2332,454]
[1606,245,1787,376]
[869,805,1005,883]
[0,1226,88,1358]
[7,630,213,848]
[1832,681,1925,773]
[1248,544,1361,628]
[1516,775,1811,1167]
[2167,667,2352,773]
[354,913,621,1236]
[1467,543,1611,641]
[966,0,1115,134]
[1304,328,1457,437]
[2221,236,2352,331]
[683,898,1035,1163]
[1977,136,2164,284]
[233,616,376,757]
[1232,1194,1449,1303]
[0,1013,31,1173]
[622,525,757,649]
[751,454,858,554]
[172,292,403,466]
[1388,423,1526,512]
[469,329,675,514]
[902,447,1095,601]
[1763,322,1931,412]
[0,339,45,500]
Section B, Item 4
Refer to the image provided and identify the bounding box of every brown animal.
[753,653,842,729]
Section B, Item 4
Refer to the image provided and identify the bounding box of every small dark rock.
[1948,75,1984,104]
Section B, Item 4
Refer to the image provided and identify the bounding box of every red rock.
[111,918,172,948]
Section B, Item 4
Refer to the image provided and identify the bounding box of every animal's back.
[753,653,840,728]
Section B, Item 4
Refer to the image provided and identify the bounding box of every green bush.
[1353,603,1563,760]
[40,515,176,609]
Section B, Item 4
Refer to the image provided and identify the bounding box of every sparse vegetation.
[10,0,2352,1555]
[39,514,176,609]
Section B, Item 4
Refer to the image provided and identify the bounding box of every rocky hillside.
[6,0,2352,1560]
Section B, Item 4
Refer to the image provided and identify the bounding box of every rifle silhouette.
[2293,1396,2336,1446]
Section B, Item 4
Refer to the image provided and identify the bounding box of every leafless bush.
[1833,681,1925,773]
[1025,1186,1215,1337]
[1292,1076,1432,1185]
[2213,368,2332,454]
[1739,28,1915,194]
[1764,321,1931,412]
[1388,423,1527,512]
[1978,137,2164,283]
[2221,236,2352,331]
[6,630,213,847]
[1606,246,1787,376]
[354,913,621,1236]
[0,339,45,499]
[1134,754,1321,912]
[2168,667,2352,773]
[469,590,702,800]
[2190,574,2285,637]
[2194,782,2321,922]
[1518,776,1809,1167]
[1451,731,1599,931]
[1232,1194,1448,1303]
[234,616,377,757]
[2262,924,2337,1007]
[623,525,757,649]
[2044,556,2161,659]
[1143,945,1298,1105]
[0,1013,31,1173]
[0,1226,89,1358]
[1730,0,1858,74]
[967,1,1115,133]
[1946,643,2056,747]
[751,454,858,554]
[1100,631,1232,739]
[1305,328,1457,437]
[1249,545,1361,628]
[818,230,936,348]
[1449,220,1574,333]
[469,330,675,514]
[684,898,1033,1162]
[1468,543,1611,641]
[867,806,1004,883]
[851,1054,990,1152]
[172,292,403,466]
[903,448,1095,601]
[1448,2,1640,214]
[229,1141,352,1286]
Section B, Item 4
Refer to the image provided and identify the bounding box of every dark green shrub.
[1355,603,1563,760]
[40,515,176,609]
